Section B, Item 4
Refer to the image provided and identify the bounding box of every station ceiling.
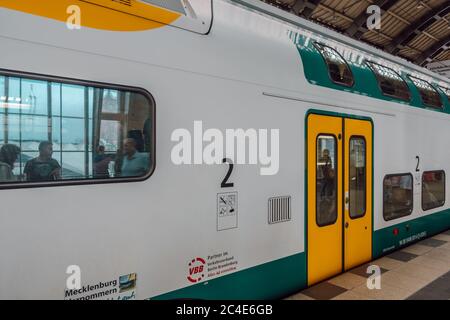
[259,0,450,67]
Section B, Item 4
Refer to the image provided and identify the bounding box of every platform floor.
[286,229,450,300]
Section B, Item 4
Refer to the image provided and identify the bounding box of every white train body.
[0,0,449,299]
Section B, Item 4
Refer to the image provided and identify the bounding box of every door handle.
[345,191,349,210]
[345,222,349,228]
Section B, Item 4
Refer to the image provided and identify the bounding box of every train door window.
[366,62,411,101]
[422,171,445,211]
[0,76,5,145]
[0,71,155,187]
[349,137,366,218]
[313,42,354,87]
[383,173,413,221]
[438,86,450,103]
[316,135,338,226]
[407,76,442,109]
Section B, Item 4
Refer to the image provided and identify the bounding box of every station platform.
[286,229,450,300]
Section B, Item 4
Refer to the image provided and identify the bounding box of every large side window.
[313,42,354,87]
[366,62,411,101]
[316,135,337,226]
[407,76,442,109]
[0,72,154,187]
[383,173,413,221]
[422,171,445,211]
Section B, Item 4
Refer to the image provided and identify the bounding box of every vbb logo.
[187,257,206,283]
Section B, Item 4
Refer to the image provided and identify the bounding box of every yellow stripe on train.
[0,0,181,31]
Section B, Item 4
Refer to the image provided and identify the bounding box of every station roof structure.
[259,0,449,67]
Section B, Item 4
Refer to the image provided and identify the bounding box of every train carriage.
[0,0,449,299]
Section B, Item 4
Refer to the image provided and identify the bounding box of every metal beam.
[290,0,321,19]
[317,3,354,23]
[269,0,320,18]
[345,0,397,39]
[416,38,450,66]
[290,0,307,15]
[386,3,449,55]
[385,10,410,26]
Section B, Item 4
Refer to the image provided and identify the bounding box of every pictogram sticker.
[217,192,238,231]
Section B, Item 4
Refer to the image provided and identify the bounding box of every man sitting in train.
[24,141,61,182]
[120,138,149,177]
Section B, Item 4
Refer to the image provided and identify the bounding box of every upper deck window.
[313,42,354,87]
[408,76,442,109]
[438,86,450,103]
[366,62,411,101]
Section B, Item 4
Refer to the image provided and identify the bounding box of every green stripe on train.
[373,209,450,257]
[151,210,450,300]
[151,252,306,300]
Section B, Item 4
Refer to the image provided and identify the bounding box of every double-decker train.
[0,0,449,299]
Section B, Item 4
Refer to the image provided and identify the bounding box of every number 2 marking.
[416,156,420,172]
[221,158,234,188]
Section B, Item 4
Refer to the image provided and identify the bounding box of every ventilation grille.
[268,196,291,224]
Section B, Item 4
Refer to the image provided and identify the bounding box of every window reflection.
[366,62,411,101]
[422,171,445,211]
[408,76,442,109]
[314,42,354,87]
[62,84,85,118]
[349,137,366,218]
[0,74,154,184]
[102,89,120,114]
[316,135,337,226]
[438,86,450,103]
[383,174,413,221]
[21,79,49,116]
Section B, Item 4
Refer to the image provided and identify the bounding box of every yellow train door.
[344,118,372,270]
[307,113,372,286]
[307,114,343,285]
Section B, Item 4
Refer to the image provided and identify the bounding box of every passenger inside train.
[24,141,61,182]
[0,143,21,182]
